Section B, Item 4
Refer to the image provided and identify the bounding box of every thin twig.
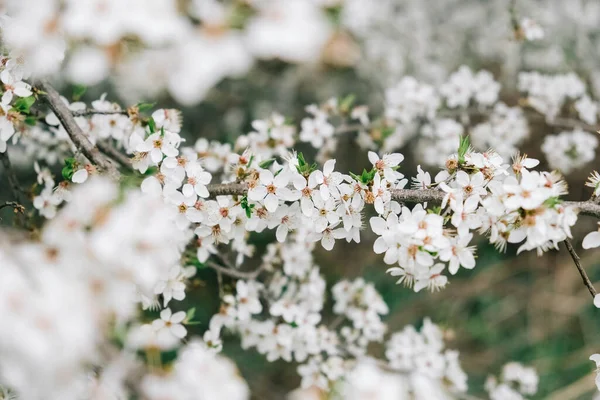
[71,109,129,117]
[563,238,597,298]
[0,201,24,213]
[205,260,263,280]
[96,141,132,170]
[0,151,25,205]
[36,80,120,179]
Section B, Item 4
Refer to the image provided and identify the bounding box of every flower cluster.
[385,318,468,397]
[485,362,539,400]
[541,128,599,174]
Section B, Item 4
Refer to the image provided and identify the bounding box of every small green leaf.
[136,102,156,112]
[186,307,196,322]
[62,157,76,180]
[297,152,307,167]
[72,85,87,101]
[259,158,276,169]
[339,94,356,113]
[147,117,156,133]
[12,96,36,114]
[458,135,471,164]
[240,195,255,218]
[24,116,37,126]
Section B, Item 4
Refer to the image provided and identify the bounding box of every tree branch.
[36,80,120,179]
[71,109,129,117]
[0,201,24,213]
[96,141,132,170]
[563,238,597,299]
[205,183,600,218]
[205,260,263,280]
[0,151,25,205]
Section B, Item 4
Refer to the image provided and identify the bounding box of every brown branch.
[205,183,600,218]
[71,109,129,117]
[205,260,263,280]
[96,141,132,170]
[0,201,24,213]
[0,151,25,205]
[563,238,597,298]
[36,80,119,179]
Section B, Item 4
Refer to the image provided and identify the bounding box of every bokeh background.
[3,0,600,398]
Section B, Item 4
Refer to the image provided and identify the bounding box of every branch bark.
[563,238,597,299]
[71,109,129,117]
[205,260,264,280]
[36,80,120,179]
[205,183,600,218]
[0,151,25,205]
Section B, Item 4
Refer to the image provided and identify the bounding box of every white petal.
[171,311,186,323]
[170,324,187,339]
[264,193,279,212]
[594,294,600,309]
[72,169,88,183]
[583,231,600,249]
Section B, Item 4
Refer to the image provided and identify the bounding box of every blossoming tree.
[2,0,600,399]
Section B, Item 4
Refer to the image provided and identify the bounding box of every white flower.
[520,17,544,41]
[182,163,212,198]
[33,188,63,219]
[590,354,600,391]
[152,109,182,133]
[248,169,300,212]
[299,116,335,148]
[439,233,476,275]
[583,225,600,249]
[368,151,404,182]
[309,159,343,200]
[154,265,195,307]
[414,263,448,292]
[0,69,32,105]
[136,131,180,164]
[152,308,188,341]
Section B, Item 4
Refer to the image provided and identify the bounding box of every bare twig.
[0,151,25,205]
[96,141,132,170]
[205,260,263,280]
[0,201,24,213]
[36,80,120,179]
[563,238,597,299]
[71,109,129,117]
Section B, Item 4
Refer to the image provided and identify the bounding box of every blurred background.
[3,0,600,398]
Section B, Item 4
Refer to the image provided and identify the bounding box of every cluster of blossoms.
[518,72,588,121]
[485,362,539,400]
[541,128,599,174]
[3,0,600,397]
[0,0,345,104]
[141,340,249,400]
[385,318,468,397]
[0,179,193,398]
[4,73,597,398]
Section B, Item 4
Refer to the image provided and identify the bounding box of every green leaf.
[136,102,156,112]
[297,152,306,167]
[12,96,35,114]
[24,116,37,126]
[186,307,196,322]
[457,135,471,164]
[72,85,87,101]
[259,158,276,169]
[240,195,255,218]
[147,117,156,134]
[339,94,356,113]
[61,157,76,180]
